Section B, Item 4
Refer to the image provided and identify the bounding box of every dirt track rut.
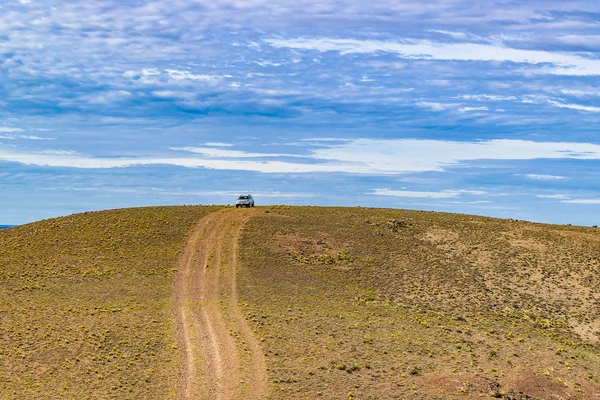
[173,209,267,400]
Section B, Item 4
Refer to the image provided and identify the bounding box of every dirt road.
[173,208,267,400]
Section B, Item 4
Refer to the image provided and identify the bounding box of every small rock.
[503,389,534,400]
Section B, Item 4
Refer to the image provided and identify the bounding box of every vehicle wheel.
[236,204,239,208]
[251,203,254,207]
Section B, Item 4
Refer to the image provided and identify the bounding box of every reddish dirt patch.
[411,368,600,399]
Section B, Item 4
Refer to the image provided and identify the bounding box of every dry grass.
[0,206,218,399]
[237,206,600,399]
[3,205,600,399]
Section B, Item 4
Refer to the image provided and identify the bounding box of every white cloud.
[39,150,78,155]
[252,88,304,96]
[560,89,600,97]
[0,127,23,133]
[524,174,566,180]
[0,148,355,173]
[446,200,491,204]
[254,60,283,67]
[416,102,454,111]
[456,94,600,113]
[266,37,600,76]
[142,68,160,76]
[251,191,316,198]
[204,142,234,147]
[165,69,223,82]
[170,146,299,158]
[429,30,468,39]
[370,188,486,198]
[153,189,316,198]
[537,195,600,204]
[84,90,132,105]
[3,138,600,174]
[0,133,54,140]
[310,138,600,174]
[562,199,600,204]
[459,106,489,113]
[457,95,518,101]
[21,136,54,140]
[537,194,571,199]
[152,90,195,100]
[546,100,600,113]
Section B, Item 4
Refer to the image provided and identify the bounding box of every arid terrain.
[0,206,217,398]
[1,205,600,399]
[238,206,600,399]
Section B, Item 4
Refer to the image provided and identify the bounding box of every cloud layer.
[266,37,600,76]
[3,138,600,174]
[2,0,600,224]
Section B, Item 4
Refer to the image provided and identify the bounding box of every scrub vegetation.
[0,206,218,399]
[2,205,600,399]
[238,206,600,399]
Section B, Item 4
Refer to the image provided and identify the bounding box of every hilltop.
[1,206,600,399]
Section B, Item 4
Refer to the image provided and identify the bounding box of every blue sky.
[1,0,600,225]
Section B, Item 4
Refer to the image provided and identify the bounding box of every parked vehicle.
[235,194,255,208]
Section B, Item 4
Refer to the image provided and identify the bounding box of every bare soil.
[173,208,267,400]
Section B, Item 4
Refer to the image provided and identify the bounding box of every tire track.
[173,209,267,400]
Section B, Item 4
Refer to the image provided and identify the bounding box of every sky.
[1,0,600,226]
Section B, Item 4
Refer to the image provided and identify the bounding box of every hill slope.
[0,206,218,399]
[238,206,600,399]
[2,206,600,399]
